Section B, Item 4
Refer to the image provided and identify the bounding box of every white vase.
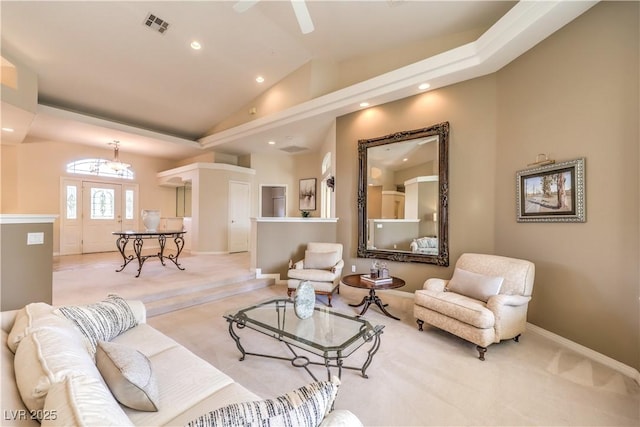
[141,209,160,232]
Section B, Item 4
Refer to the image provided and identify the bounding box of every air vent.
[144,13,170,34]
[280,146,308,153]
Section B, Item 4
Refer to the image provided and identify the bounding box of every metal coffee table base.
[227,319,383,382]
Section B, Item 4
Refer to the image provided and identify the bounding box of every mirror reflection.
[358,122,449,266]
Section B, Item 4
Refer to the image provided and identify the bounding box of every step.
[145,277,274,317]
[139,271,257,304]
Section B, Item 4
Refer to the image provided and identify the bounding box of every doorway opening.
[260,185,287,217]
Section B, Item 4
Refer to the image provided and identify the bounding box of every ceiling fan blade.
[290,0,314,34]
[233,0,259,13]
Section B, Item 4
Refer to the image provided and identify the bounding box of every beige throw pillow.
[95,341,159,412]
[446,268,504,302]
[7,302,75,353]
[14,325,100,415]
[304,250,339,270]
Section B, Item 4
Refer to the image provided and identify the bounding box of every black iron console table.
[112,230,186,277]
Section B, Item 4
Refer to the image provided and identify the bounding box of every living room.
[1,1,638,426]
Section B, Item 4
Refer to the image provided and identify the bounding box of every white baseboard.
[190,250,229,255]
[526,322,640,384]
[255,269,283,284]
[378,289,415,299]
[378,291,639,384]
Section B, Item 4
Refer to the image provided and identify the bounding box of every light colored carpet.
[53,253,639,426]
[148,285,639,427]
[53,251,254,306]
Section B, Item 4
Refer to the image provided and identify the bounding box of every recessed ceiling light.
[359,102,370,108]
[418,83,431,90]
[2,127,14,132]
[190,41,201,50]
[403,158,408,162]
[267,140,276,145]
[256,76,265,83]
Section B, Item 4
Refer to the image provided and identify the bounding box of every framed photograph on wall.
[516,158,585,222]
[299,178,317,211]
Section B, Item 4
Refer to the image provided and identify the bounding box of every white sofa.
[1,297,362,426]
[409,237,438,255]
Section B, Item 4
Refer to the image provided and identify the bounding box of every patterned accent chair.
[414,253,535,360]
[287,243,344,307]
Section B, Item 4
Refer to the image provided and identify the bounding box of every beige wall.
[495,1,639,369]
[336,1,639,370]
[249,153,298,218]
[337,74,498,291]
[254,220,338,279]
[294,151,323,217]
[1,222,53,310]
[319,120,337,218]
[249,150,325,218]
[1,144,19,212]
[195,167,254,253]
[0,139,178,253]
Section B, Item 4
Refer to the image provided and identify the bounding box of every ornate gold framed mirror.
[357,122,449,266]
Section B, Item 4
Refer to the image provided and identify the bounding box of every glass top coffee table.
[223,298,384,381]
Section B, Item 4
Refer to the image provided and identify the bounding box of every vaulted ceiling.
[0,1,597,160]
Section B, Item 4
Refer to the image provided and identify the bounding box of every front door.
[60,180,139,255]
[82,182,122,253]
[228,181,250,253]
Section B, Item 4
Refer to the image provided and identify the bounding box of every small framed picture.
[516,158,585,222]
[299,178,317,211]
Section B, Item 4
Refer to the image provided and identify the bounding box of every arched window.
[321,152,331,175]
[66,159,134,179]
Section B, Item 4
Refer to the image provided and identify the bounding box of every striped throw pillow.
[57,295,138,354]
[186,377,340,427]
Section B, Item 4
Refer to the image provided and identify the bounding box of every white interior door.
[228,181,250,253]
[82,182,122,253]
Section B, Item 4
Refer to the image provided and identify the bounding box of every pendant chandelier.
[106,141,131,172]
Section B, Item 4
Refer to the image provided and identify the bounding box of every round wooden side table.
[340,273,405,320]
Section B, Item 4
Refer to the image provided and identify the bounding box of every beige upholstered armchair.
[414,253,535,360]
[287,242,344,307]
